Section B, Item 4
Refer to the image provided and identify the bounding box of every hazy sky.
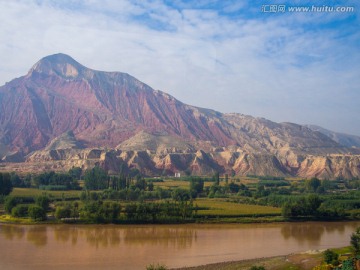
[0,0,359,135]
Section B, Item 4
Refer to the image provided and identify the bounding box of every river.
[1,221,360,270]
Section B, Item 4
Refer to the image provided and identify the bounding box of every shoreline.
[170,251,324,270]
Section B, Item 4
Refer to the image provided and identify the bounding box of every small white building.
[174,172,181,178]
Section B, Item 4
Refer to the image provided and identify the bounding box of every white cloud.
[0,0,359,135]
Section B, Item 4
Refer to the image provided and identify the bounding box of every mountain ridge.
[1,53,359,178]
[305,125,360,148]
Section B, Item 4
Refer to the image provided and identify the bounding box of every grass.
[0,214,34,224]
[11,188,82,200]
[171,253,319,270]
[194,198,281,217]
[153,180,190,189]
[172,249,325,270]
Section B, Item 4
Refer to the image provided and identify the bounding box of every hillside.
[0,53,359,178]
[306,125,360,148]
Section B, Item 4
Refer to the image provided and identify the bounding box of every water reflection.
[53,225,79,246]
[26,226,47,247]
[1,222,360,270]
[281,223,325,244]
[280,222,356,246]
[0,224,25,240]
[123,226,196,249]
[82,226,122,248]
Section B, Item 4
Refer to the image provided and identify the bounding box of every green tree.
[321,179,332,190]
[281,195,322,218]
[228,182,240,193]
[306,177,321,192]
[148,182,154,191]
[36,195,50,210]
[134,176,146,190]
[250,266,265,270]
[55,205,72,220]
[24,174,32,187]
[282,202,292,218]
[350,227,360,255]
[84,166,108,190]
[28,204,47,221]
[79,200,121,223]
[146,263,168,270]
[0,172,13,195]
[171,188,191,202]
[68,167,82,179]
[212,172,220,185]
[10,172,23,187]
[4,196,17,213]
[306,194,322,215]
[190,177,204,198]
[225,174,229,184]
[11,205,28,217]
[323,249,339,265]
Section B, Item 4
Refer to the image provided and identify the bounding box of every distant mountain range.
[305,125,360,148]
[1,53,359,179]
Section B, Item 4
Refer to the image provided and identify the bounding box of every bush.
[146,264,168,270]
[11,205,28,217]
[228,182,240,193]
[0,172,13,195]
[4,196,17,213]
[323,249,339,265]
[39,185,67,191]
[28,204,47,221]
[250,266,266,270]
[36,195,50,210]
[79,201,121,223]
[55,205,72,220]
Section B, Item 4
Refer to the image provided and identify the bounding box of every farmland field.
[194,198,281,217]
[153,179,190,189]
[11,188,82,200]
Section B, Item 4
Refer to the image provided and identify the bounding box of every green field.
[153,179,190,189]
[194,198,281,217]
[153,179,231,189]
[11,188,82,200]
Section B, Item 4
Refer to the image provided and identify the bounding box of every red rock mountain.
[0,53,238,155]
[1,53,359,178]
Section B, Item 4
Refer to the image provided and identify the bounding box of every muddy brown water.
[1,222,360,270]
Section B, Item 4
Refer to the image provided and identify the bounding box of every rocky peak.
[27,53,85,79]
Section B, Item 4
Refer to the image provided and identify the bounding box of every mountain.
[305,125,360,148]
[0,53,237,156]
[1,53,359,179]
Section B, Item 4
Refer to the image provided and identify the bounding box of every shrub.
[250,266,266,270]
[36,195,50,210]
[28,204,47,221]
[55,205,72,220]
[323,249,339,265]
[4,196,17,213]
[0,172,13,195]
[146,264,168,270]
[11,205,28,217]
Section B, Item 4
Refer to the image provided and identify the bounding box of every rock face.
[0,53,236,155]
[10,147,358,180]
[1,53,360,178]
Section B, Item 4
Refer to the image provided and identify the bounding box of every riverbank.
[171,251,324,270]
[1,213,357,226]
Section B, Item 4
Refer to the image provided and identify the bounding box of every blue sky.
[0,0,359,135]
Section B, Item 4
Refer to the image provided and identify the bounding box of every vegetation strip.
[1,169,360,224]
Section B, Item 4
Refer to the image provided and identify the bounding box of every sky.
[0,0,359,135]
